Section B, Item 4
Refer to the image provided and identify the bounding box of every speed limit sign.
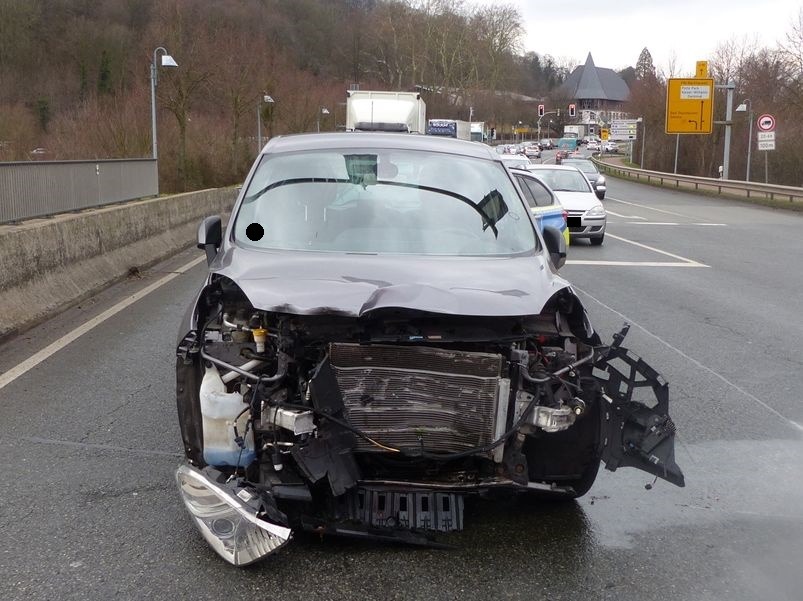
[757,114,775,132]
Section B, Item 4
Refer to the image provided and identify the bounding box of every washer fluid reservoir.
[199,364,255,467]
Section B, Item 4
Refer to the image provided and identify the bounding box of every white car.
[586,141,600,151]
[498,153,532,169]
[526,164,606,245]
[602,141,619,153]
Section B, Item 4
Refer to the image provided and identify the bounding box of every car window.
[518,175,555,208]
[514,174,537,208]
[530,168,592,193]
[235,149,538,256]
[562,159,598,174]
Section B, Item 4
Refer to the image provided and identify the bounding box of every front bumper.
[567,214,606,239]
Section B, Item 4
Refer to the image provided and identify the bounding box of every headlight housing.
[586,205,606,217]
[176,464,291,566]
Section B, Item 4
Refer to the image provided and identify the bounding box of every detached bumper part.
[176,464,291,566]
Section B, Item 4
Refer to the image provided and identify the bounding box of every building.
[560,53,630,129]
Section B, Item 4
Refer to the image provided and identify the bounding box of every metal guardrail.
[592,157,803,204]
[0,159,158,223]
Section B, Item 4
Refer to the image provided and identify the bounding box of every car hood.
[211,246,570,317]
[552,191,602,212]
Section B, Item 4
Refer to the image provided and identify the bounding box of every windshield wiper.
[243,177,350,204]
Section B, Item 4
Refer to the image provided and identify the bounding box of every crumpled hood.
[212,246,570,317]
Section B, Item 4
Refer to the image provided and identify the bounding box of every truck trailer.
[346,90,426,134]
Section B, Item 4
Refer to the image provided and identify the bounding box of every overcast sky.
[464,0,800,75]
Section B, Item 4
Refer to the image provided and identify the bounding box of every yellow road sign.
[665,78,714,134]
[695,61,708,78]
[600,128,609,141]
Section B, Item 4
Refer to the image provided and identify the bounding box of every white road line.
[606,210,646,220]
[622,222,727,227]
[0,255,206,393]
[606,233,706,265]
[574,286,803,434]
[607,196,697,219]
[566,260,706,267]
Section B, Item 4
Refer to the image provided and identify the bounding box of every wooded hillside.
[1,0,801,189]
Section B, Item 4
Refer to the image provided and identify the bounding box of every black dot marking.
[246,223,264,241]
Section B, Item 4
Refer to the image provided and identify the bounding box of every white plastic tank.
[200,364,255,467]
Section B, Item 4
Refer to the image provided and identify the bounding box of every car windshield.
[562,159,598,174]
[531,168,591,193]
[234,148,536,256]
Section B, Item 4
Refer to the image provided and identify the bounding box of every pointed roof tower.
[560,53,629,101]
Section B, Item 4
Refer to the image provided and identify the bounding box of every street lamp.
[256,94,275,154]
[150,47,178,164]
[317,106,330,133]
[735,99,753,181]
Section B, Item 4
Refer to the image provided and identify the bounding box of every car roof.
[262,132,498,159]
[526,164,583,171]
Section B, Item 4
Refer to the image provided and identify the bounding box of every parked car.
[560,157,607,198]
[177,132,683,565]
[526,163,607,245]
[509,166,569,246]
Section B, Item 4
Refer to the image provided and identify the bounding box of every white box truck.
[346,90,426,133]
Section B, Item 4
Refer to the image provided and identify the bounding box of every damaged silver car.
[175,133,684,565]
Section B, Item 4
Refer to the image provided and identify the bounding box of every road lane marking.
[606,210,646,220]
[611,222,727,227]
[574,286,803,434]
[606,233,707,265]
[0,255,206,393]
[567,260,706,267]
[607,196,697,219]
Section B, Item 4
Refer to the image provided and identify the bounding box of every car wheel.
[590,234,604,246]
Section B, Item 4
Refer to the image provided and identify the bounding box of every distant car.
[603,141,619,153]
[560,157,607,198]
[526,164,606,245]
[509,167,569,246]
[498,153,532,169]
[539,138,554,150]
[555,149,568,164]
[523,144,541,159]
[586,141,600,152]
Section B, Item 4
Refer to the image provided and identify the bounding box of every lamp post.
[149,47,178,163]
[637,117,645,168]
[317,106,330,133]
[735,99,753,181]
[256,94,275,154]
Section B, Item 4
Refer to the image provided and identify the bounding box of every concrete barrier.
[0,188,236,340]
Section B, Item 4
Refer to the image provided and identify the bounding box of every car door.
[513,172,569,246]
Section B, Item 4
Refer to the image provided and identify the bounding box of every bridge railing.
[592,157,803,204]
[0,159,158,223]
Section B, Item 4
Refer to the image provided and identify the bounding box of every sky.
[464,0,801,75]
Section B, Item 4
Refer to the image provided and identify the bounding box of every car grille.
[329,343,505,454]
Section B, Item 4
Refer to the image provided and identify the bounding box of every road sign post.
[665,78,714,134]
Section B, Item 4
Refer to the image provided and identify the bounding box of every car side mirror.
[542,225,567,270]
[595,188,605,200]
[197,215,222,265]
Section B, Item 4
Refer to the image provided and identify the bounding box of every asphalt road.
[1,175,802,601]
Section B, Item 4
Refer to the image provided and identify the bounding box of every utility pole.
[715,82,735,179]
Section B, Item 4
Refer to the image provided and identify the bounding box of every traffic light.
[568,103,576,118]
[538,104,545,118]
